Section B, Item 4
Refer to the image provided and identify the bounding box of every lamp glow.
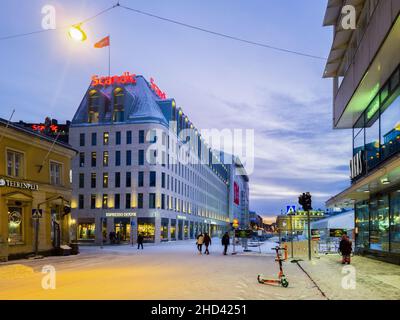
[68,24,87,42]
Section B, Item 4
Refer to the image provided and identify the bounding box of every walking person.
[137,233,144,250]
[196,233,204,254]
[203,233,211,255]
[339,234,352,264]
[222,232,230,255]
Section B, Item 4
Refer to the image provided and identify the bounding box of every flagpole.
[108,35,111,76]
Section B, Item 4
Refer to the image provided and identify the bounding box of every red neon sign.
[234,182,240,205]
[150,77,167,100]
[91,72,136,87]
[32,124,59,133]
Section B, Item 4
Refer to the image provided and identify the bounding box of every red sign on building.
[234,182,240,205]
[91,72,136,87]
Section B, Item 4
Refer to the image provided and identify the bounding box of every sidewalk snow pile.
[297,254,400,300]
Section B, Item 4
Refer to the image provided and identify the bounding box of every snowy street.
[0,240,325,300]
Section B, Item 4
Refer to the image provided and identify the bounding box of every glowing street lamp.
[68,24,87,42]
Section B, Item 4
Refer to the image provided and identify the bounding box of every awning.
[311,211,354,230]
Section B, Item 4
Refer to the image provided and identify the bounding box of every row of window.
[79,130,155,147]
[6,150,63,185]
[77,193,226,221]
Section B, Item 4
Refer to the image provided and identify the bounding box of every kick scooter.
[257,246,289,288]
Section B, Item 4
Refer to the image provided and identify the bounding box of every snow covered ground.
[298,254,400,300]
[0,239,325,300]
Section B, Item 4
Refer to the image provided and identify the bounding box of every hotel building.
[0,119,76,261]
[323,0,400,263]
[70,73,249,244]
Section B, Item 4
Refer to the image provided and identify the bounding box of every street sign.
[286,205,296,214]
[32,209,43,219]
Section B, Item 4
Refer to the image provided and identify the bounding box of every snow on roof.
[310,210,354,230]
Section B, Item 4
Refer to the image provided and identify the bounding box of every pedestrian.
[222,232,230,255]
[339,234,352,264]
[203,233,211,255]
[137,233,144,250]
[109,231,114,244]
[196,233,204,254]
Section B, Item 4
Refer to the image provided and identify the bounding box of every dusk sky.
[0,0,352,216]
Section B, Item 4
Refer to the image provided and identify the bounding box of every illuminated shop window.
[8,206,23,244]
[137,218,155,243]
[7,150,24,177]
[113,87,124,122]
[78,223,95,240]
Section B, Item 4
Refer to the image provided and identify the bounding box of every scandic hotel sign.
[90,72,167,99]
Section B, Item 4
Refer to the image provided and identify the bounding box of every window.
[114,194,120,209]
[91,152,97,167]
[115,151,121,166]
[126,150,132,166]
[91,194,96,209]
[79,152,85,167]
[113,87,124,122]
[138,171,144,187]
[390,191,400,253]
[115,172,120,188]
[150,171,156,187]
[148,130,157,143]
[126,172,131,187]
[103,173,109,188]
[79,194,84,209]
[79,173,84,188]
[88,90,99,123]
[103,132,109,145]
[91,173,96,188]
[125,193,131,209]
[161,194,165,209]
[138,150,144,165]
[8,206,23,244]
[138,193,143,208]
[369,195,390,252]
[103,151,109,167]
[161,172,165,188]
[139,130,145,144]
[127,131,132,144]
[80,133,85,146]
[50,162,62,185]
[102,194,108,209]
[91,132,97,146]
[116,131,121,145]
[7,150,24,177]
[149,193,156,209]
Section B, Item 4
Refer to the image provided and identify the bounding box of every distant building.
[249,211,263,229]
[276,210,325,240]
[15,117,70,143]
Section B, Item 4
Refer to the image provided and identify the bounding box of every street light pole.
[307,210,311,261]
[289,213,294,259]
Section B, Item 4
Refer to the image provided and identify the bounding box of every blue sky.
[0,0,352,216]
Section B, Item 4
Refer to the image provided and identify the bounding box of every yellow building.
[276,210,325,237]
[0,119,76,261]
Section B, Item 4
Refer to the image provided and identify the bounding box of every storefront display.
[8,206,23,244]
[137,218,155,242]
[170,219,176,240]
[161,218,169,241]
[78,223,95,240]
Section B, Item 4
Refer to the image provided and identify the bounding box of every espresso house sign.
[0,178,39,191]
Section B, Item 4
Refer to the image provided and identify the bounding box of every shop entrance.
[114,218,131,242]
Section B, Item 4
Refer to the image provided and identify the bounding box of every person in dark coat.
[203,233,212,255]
[196,233,204,254]
[339,234,352,264]
[137,233,144,250]
[222,232,230,255]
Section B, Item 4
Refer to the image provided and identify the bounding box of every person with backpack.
[203,233,212,255]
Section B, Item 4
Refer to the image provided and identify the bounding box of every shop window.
[137,218,155,242]
[7,150,24,178]
[369,195,390,252]
[355,201,369,249]
[390,191,400,253]
[78,223,95,240]
[8,206,23,244]
[161,218,169,241]
[50,162,62,185]
[170,219,176,240]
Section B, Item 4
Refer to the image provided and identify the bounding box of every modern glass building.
[70,73,249,244]
[323,0,400,264]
